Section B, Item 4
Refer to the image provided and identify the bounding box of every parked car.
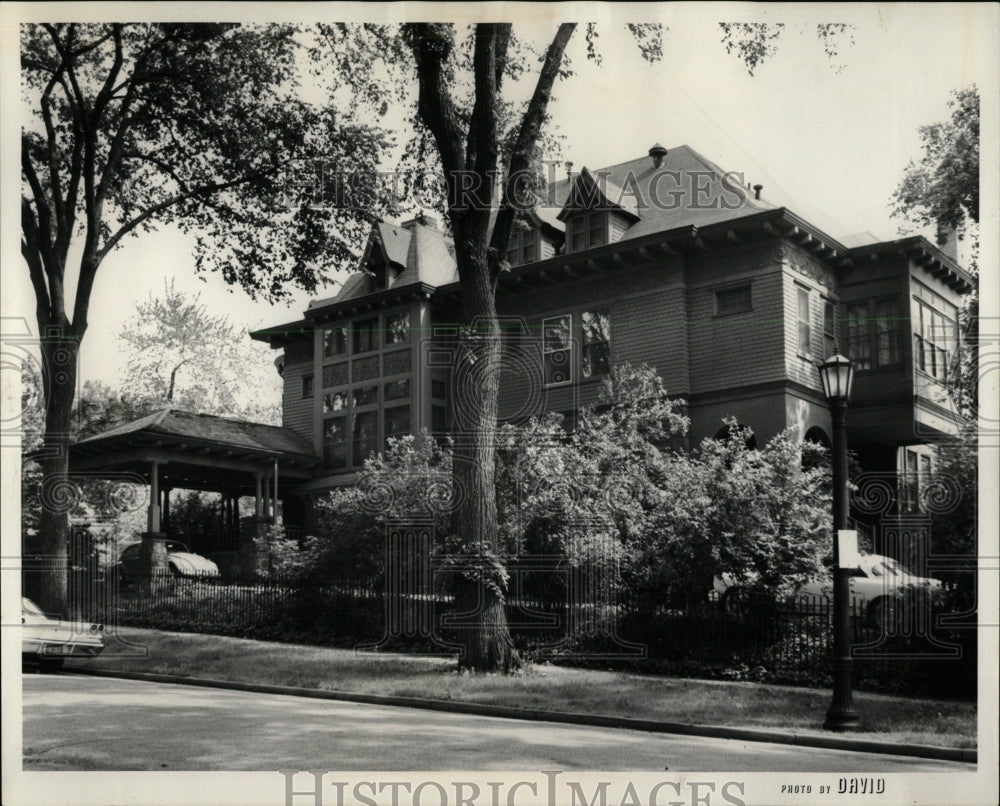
[118,540,220,580]
[22,597,104,671]
[713,553,942,628]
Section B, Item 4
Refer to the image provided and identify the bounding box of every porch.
[68,408,320,575]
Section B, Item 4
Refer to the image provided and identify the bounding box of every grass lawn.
[63,628,976,749]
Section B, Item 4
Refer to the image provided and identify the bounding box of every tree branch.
[96,162,285,264]
[407,24,466,184]
[489,23,576,283]
[21,202,53,328]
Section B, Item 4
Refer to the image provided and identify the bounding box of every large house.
[252,144,972,524]
[69,143,973,571]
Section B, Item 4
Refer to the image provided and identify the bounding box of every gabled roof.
[375,221,411,267]
[556,166,641,221]
[306,218,459,318]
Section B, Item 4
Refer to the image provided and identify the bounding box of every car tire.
[869,596,900,632]
[37,657,65,673]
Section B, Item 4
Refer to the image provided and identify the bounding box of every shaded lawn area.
[62,628,976,749]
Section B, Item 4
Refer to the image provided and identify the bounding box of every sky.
[3,3,997,403]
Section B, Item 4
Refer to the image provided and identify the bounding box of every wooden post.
[162,487,171,533]
[273,459,280,525]
[255,473,263,517]
[148,461,160,533]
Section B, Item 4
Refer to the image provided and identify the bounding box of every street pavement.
[21,673,971,772]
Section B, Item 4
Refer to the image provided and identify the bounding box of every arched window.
[802,426,831,471]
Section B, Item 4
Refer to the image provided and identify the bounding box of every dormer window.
[506,226,539,266]
[567,212,606,253]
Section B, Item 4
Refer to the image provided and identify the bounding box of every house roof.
[74,408,316,458]
[255,141,972,339]
[548,144,773,237]
[306,219,459,318]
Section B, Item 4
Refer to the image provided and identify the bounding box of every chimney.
[937,226,959,262]
[401,212,437,230]
[753,184,763,200]
[648,143,668,169]
[565,161,574,179]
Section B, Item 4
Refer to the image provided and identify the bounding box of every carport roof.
[66,409,320,495]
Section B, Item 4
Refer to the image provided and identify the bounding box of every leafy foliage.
[718,23,786,76]
[891,86,979,243]
[637,419,830,602]
[302,365,829,611]
[927,424,978,616]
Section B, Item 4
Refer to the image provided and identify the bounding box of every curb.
[63,667,976,764]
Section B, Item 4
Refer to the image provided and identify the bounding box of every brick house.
[253,143,973,545]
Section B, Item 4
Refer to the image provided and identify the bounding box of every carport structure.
[68,408,320,574]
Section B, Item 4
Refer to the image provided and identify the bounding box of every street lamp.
[818,353,860,731]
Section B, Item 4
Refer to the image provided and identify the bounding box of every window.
[900,448,933,513]
[581,309,611,378]
[543,314,573,386]
[352,385,379,407]
[323,391,347,413]
[846,305,871,370]
[352,411,379,466]
[302,374,314,398]
[875,300,901,367]
[715,284,752,316]
[846,298,902,370]
[383,405,410,449]
[323,326,347,358]
[568,213,605,252]
[506,226,539,266]
[431,379,447,400]
[323,416,348,469]
[384,379,410,401]
[432,404,447,434]
[797,286,812,357]
[913,298,955,382]
[588,213,604,247]
[385,312,410,346]
[823,301,837,357]
[353,318,379,353]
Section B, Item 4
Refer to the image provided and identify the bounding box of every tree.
[20,23,389,614]
[891,85,980,416]
[314,20,853,670]
[119,279,281,424]
[643,421,831,604]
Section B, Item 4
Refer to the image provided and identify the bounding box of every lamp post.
[818,353,860,732]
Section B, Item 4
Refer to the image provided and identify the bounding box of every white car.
[22,597,104,672]
[714,553,942,628]
[118,540,220,579]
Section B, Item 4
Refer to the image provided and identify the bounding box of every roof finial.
[648,143,668,168]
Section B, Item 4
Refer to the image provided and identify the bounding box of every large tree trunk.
[27,335,79,618]
[406,22,574,672]
[450,280,518,671]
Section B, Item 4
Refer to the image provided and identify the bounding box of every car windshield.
[22,598,45,616]
[165,541,189,553]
